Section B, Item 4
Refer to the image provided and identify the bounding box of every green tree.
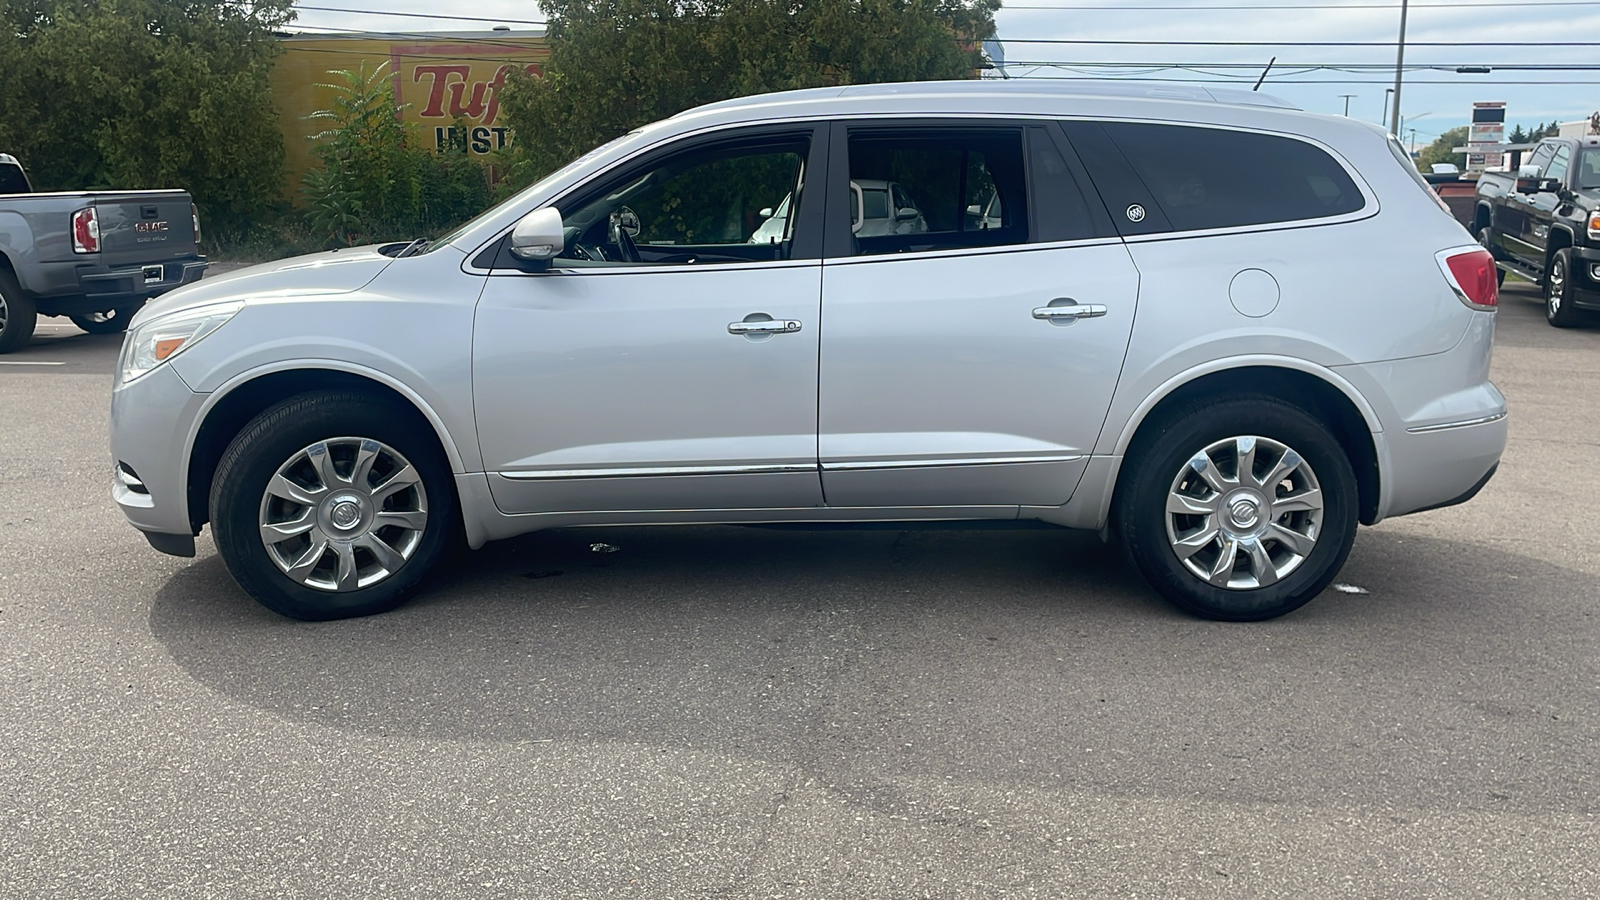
[497,0,1000,188]
[0,0,293,239]
[303,62,490,246]
[1415,125,1468,170]
[1508,124,1528,144]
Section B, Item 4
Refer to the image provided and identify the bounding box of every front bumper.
[110,362,208,554]
[1568,245,1600,310]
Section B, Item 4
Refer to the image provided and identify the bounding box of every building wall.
[270,32,549,199]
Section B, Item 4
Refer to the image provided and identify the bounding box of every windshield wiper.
[394,238,429,258]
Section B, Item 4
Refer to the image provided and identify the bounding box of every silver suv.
[110,81,1507,622]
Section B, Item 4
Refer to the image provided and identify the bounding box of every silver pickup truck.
[0,152,207,352]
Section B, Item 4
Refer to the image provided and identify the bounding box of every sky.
[286,0,1600,153]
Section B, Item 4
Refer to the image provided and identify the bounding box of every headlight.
[117,301,243,386]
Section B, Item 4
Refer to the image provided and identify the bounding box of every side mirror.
[965,204,981,217]
[896,207,921,221]
[509,207,564,260]
[758,207,774,219]
[1518,163,1541,179]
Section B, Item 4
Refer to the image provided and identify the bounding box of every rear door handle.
[1032,301,1107,321]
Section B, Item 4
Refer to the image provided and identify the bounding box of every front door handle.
[729,315,802,335]
[1032,300,1107,321]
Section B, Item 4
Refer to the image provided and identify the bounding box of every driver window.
[556,136,809,266]
[1543,146,1570,186]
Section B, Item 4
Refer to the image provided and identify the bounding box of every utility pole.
[1339,94,1357,116]
[1389,0,1409,135]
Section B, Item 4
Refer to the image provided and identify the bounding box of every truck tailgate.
[92,191,198,266]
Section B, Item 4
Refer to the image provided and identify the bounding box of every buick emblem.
[1125,204,1146,223]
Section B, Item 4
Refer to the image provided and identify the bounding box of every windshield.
[1579,148,1600,190]
[422,130,642,253]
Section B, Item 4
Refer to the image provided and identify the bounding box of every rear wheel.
[1545,248,1586,328]
[69,306,138,334]
[0,269,37,353]
[210,391,458,620]
[1117,396,1359,621]
[1476,227,1506,288]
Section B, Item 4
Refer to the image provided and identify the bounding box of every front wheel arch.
[187,369,461,534]
[1110,365,1380,527]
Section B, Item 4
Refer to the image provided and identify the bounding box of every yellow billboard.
[270,31,549,198]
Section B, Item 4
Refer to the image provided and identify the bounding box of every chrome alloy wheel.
[257,437,428,592]
[1164,435,1324,590]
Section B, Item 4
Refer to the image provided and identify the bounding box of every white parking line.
[0,360,67,366]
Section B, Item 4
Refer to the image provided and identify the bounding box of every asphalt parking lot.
[2,278,1597,898]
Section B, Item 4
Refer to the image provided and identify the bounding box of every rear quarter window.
[1100,122,1365,232]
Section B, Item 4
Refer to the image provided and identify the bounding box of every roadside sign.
[1467,102,1506,174]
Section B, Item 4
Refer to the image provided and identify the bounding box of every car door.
[1504,143,1555,267]
[1524,143,1571,260]
[473,125,828,514]
[816,122,1140,508]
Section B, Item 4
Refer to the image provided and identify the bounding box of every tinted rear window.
[0,163,29,194]
[1101,123,1364,231]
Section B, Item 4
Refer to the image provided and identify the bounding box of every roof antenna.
[1253,56,1276,91]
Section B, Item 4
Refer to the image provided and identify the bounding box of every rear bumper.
[34,258,207,315]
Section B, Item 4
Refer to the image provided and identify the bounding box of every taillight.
[1438,246,1498,311]
[191,203,202,247]
[71,207,99,254]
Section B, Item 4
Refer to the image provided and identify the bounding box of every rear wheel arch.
[186,368,462,533]
[1110,365,1381,527]
[1473,203,1493,234]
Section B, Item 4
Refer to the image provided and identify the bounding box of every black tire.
[69,306,138,334]
[1116,396,1359,621]
[1545,248,1585,328]
[209,391,459,621]
[0,268,37,353]
[1476,228,1505,288]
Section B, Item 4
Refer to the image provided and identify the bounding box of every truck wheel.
[1546,248,1585,328]
[69,306,138,334]
[209,391,459,621]
[0,269,37,353]
[1116,396,1358,621]
[1476,228,1505,287]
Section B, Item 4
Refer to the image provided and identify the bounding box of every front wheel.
[210,391,458,620]
[1546,248,1586,328]
[69,306,138,334]
[1117,397,1359,621]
